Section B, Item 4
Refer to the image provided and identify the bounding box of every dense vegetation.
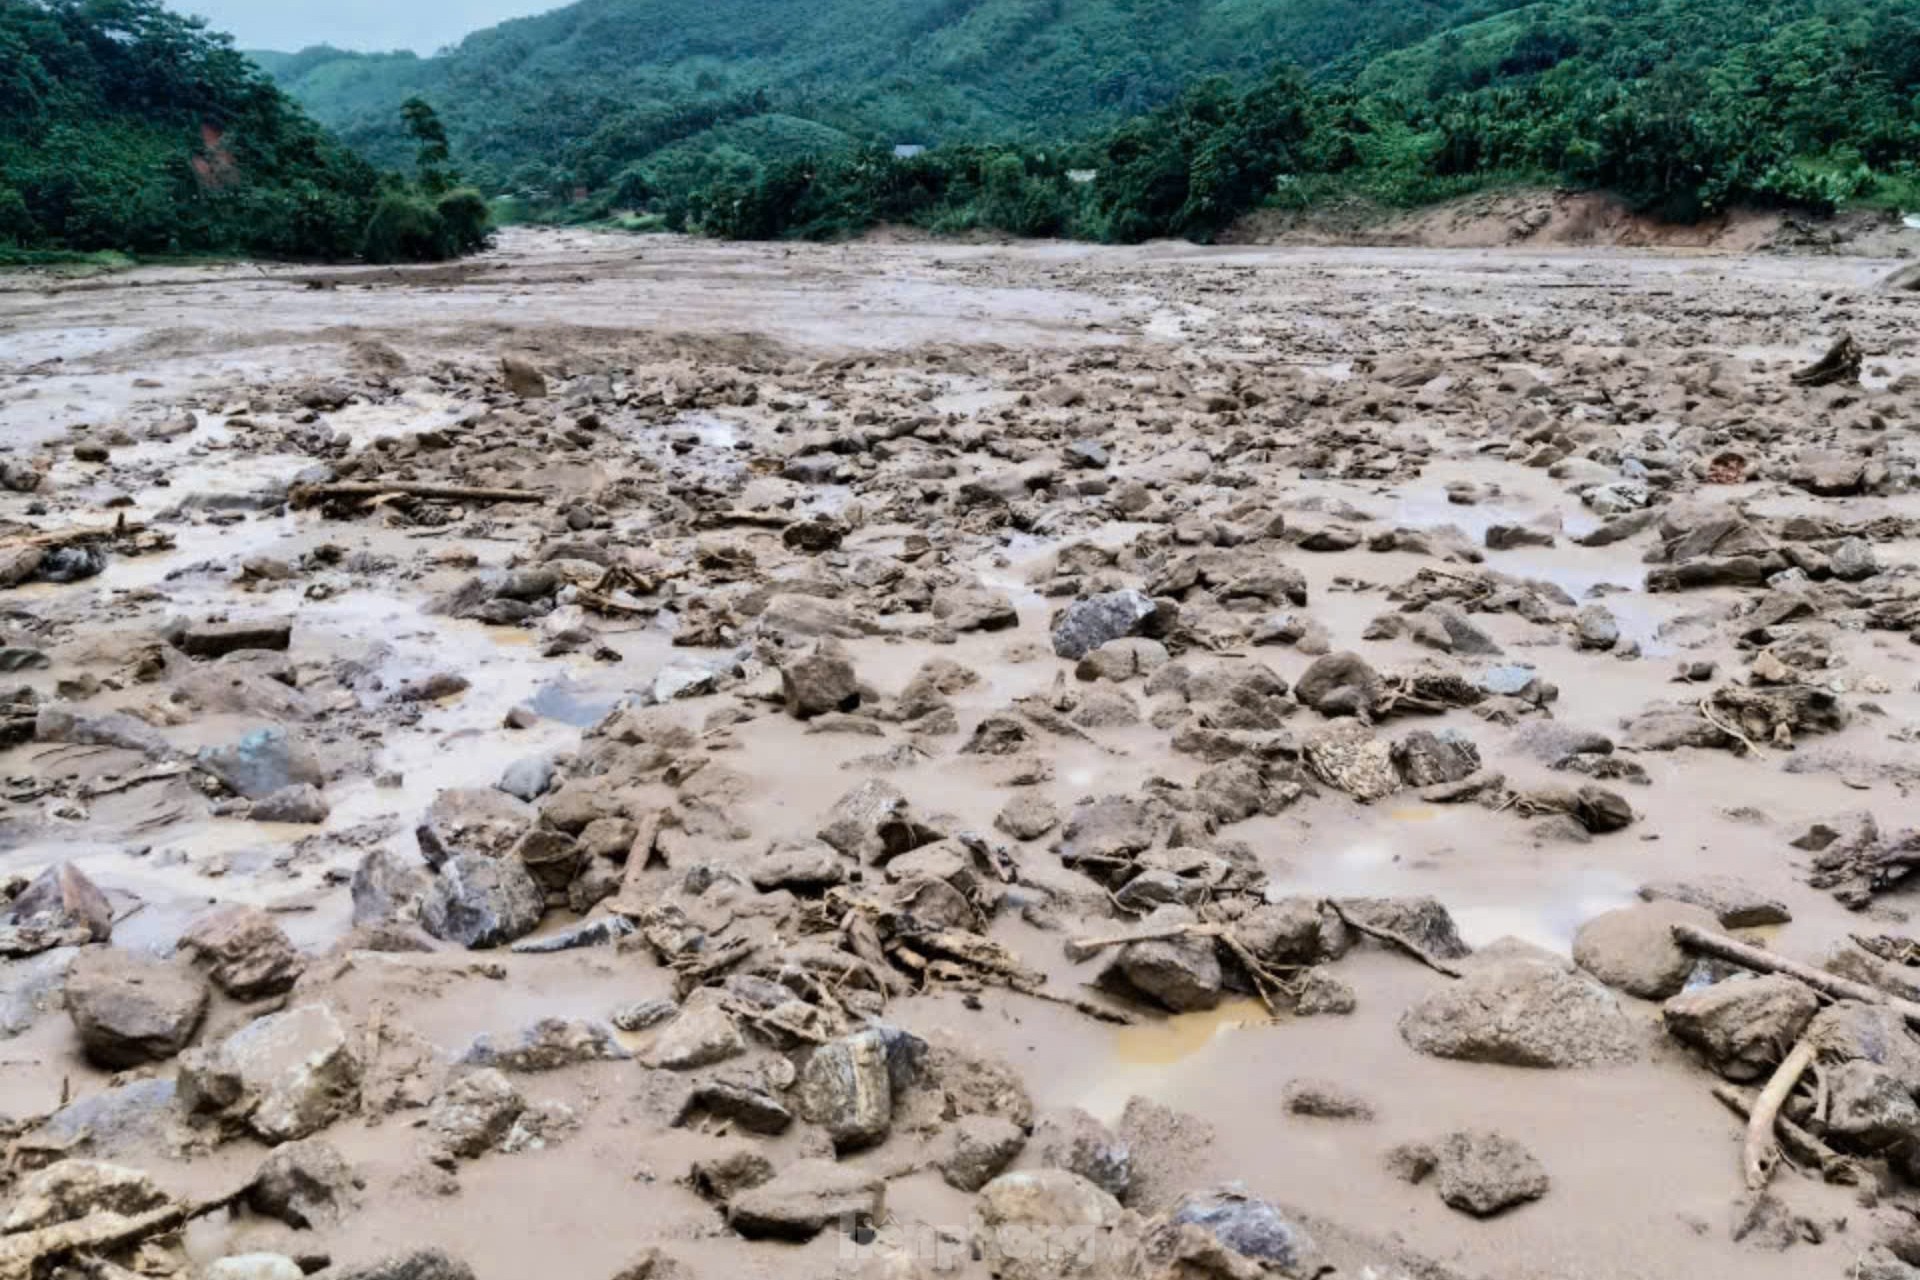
[0,0,489,262]
[260,0,1512,197]
[262,0,1920,244]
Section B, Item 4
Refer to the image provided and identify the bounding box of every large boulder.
[1051,591,1162,661]
[420,853,544,949]
[1293,652,1383,718]
[1399,953,1641,1068]
[1109,906,1221,1013]
[973,1170,1126,1280]
[780,639,861,719]
[797,1028,897,1150]
[1570,902,1715,999]
[1166,1185,1313,1269]
[179,1004,362,1142]
[728,1160,885,1240]
[1663,976,1821,1082]
[2,861,112,954]
[181,905,305,1000]
[65,948,208,1068]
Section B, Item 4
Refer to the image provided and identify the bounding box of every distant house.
[892,144,927,159]
[1068,169,1098,185]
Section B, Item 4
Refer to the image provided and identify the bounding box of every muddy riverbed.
[0,228,1918,1280]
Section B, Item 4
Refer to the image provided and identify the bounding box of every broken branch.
[289,481,546,509]
[1743,1036,1817,1190]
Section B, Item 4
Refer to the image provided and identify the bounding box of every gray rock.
[179,1004,361,1142]
[1571,901,1716,999]
[1391,729,1481,788]
[1282,1078,1374,1120]
[931,585,1019,633]
[2,861,112,954]
[496,754,556,802]
[420,853,545,949]
[181,905,305,1000]
[34,706,172,756]
[1831,538,1880,582]
[350,848,431,927]
[974,1170,1124,1280]
[508,914,636,954]
[1400,955,1640,1068]
[205,1256,303,1280]
[460,1017,630,1072]
[749,840,848,894]
[426,1068,524,1159]
[1303,721,1399,802]
[169,618,293,659]
[641,995,746,1071]
[1336,897,1470,960]
[1513,721,1613,764]
[1112,906,1221,1012]
[40,1078,176,1154]
[1294,651,1383,717]
[941,1114,1027,1192]
[415,787,533,866]
[994,792,1060,841]
[1574,604,1621,651]
[65,948,208,1068]
[1429,1131,1550,1216]
[327,1249,477,1280]
[728,1159,885,1239]
[249,783,329,824]
[1636,877,1791,928]
[1293,968,1356,1015]
[1664,976,1821,1082]
[1051,590,1161,660]
[1033,1107,1131,1199]
[5,1159,173,1232]
[797,1028,896,1149]
[248,1136,362,1227]
[1168,1184,1314,1269]
[1827,1061,1920,1148]
[780,639,861,718]
[197,728,321,800]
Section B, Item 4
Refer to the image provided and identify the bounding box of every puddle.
[528,676,620,727]
[1074,998,1270,1122]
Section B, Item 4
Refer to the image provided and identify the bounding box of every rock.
[250,782,330,824]
[169,618,293,659]
[1168,1185,1313,1269]
[39,1078,176,1154]
[65,947,208,1068]
[1428,1131,1550,1217]
[728,1159,885,1239]
[1399,955,1641,1067]
[181,905,306,1000]
[329,1250,477,1280]
[749,841,848,894]
[1336,898,1470,960]
[1664,977,1821,1082]
[691,1142,775,1199]
[684,1079,794,1134]
[1111,906,1221,1012]
[198,727,322,800]
[1636,877,1791,928]
[781,639,861,719]
[941,1114,1027,1191]
[642,994,746,1070]
[512,827,582,894]
[420,853,545,949]
[1282,1078,1373,1120]
[1827,1061,1920,1148]
[206,1254,303,1280]
[1033,1108,1131,1199]
[460,1017,630,1071]
[179,1003,362,1142]
[350,848,431,927]
[797,1028,897,1150]
[1575,604,1620,651]
[1789,450,1867,497]
[415,787,533,865]
[974,1170,1124,1280]
[426,1068,524,1160]
[1571,901,1715,999]
[496,754,556,802]
[2,861,112,953]
[995,791,1059,840]
[248,1137,362,1227]
[1303,721,1399,802]
[932,585,1019,632]
[1831,537,1880,582]
[1293,969,1356,1015]
[1052,590,1161,660]
[1513,721,1614,764]
[510,913,635,953]
[4,1159,172,1232]
[1424,605,1502,656]
[818,778,938,865]
[1390,729,1481,788]
[1294,652,1383,718]
[1574,784,1635,833]
[500,352,547,398]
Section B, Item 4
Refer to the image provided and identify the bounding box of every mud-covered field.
[0,229,1918,1280]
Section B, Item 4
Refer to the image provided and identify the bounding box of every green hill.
[258,0,1516,193]
[0,0,487,261]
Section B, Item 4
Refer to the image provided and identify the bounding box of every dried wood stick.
[1672,923,1920,1028]
[290,481,546,508]
[1743,1036,1817,1190]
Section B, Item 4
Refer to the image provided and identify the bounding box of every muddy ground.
[0,228,1918,1280]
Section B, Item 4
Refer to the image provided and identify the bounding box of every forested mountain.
[0,0,488,260]
[258,0,1516,193]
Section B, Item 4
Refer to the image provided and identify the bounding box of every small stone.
[642,994,746,1071]
[974,1170,1123,1280]
[994,792,1059,841]
[1051,590,1162,660]
[248,1137,362,1227]
[250,783,329,824]
[797,1027,897,1150]
[781,639,861,719]
[181,905,306,1000]
[1430,1130,1549,1217]
[426,1068,524,1160]
[728,1160,885,1240]
[1282,1078,1373,1120]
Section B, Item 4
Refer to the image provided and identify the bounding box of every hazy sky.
[171,1,561,54]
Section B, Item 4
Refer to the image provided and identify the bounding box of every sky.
[170,1,561,54]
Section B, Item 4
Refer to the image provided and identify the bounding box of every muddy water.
[1,230,1918,1280]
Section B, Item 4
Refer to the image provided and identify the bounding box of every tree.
[401,96,455,195]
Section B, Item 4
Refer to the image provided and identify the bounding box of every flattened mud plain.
[0,228,1918,1280]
